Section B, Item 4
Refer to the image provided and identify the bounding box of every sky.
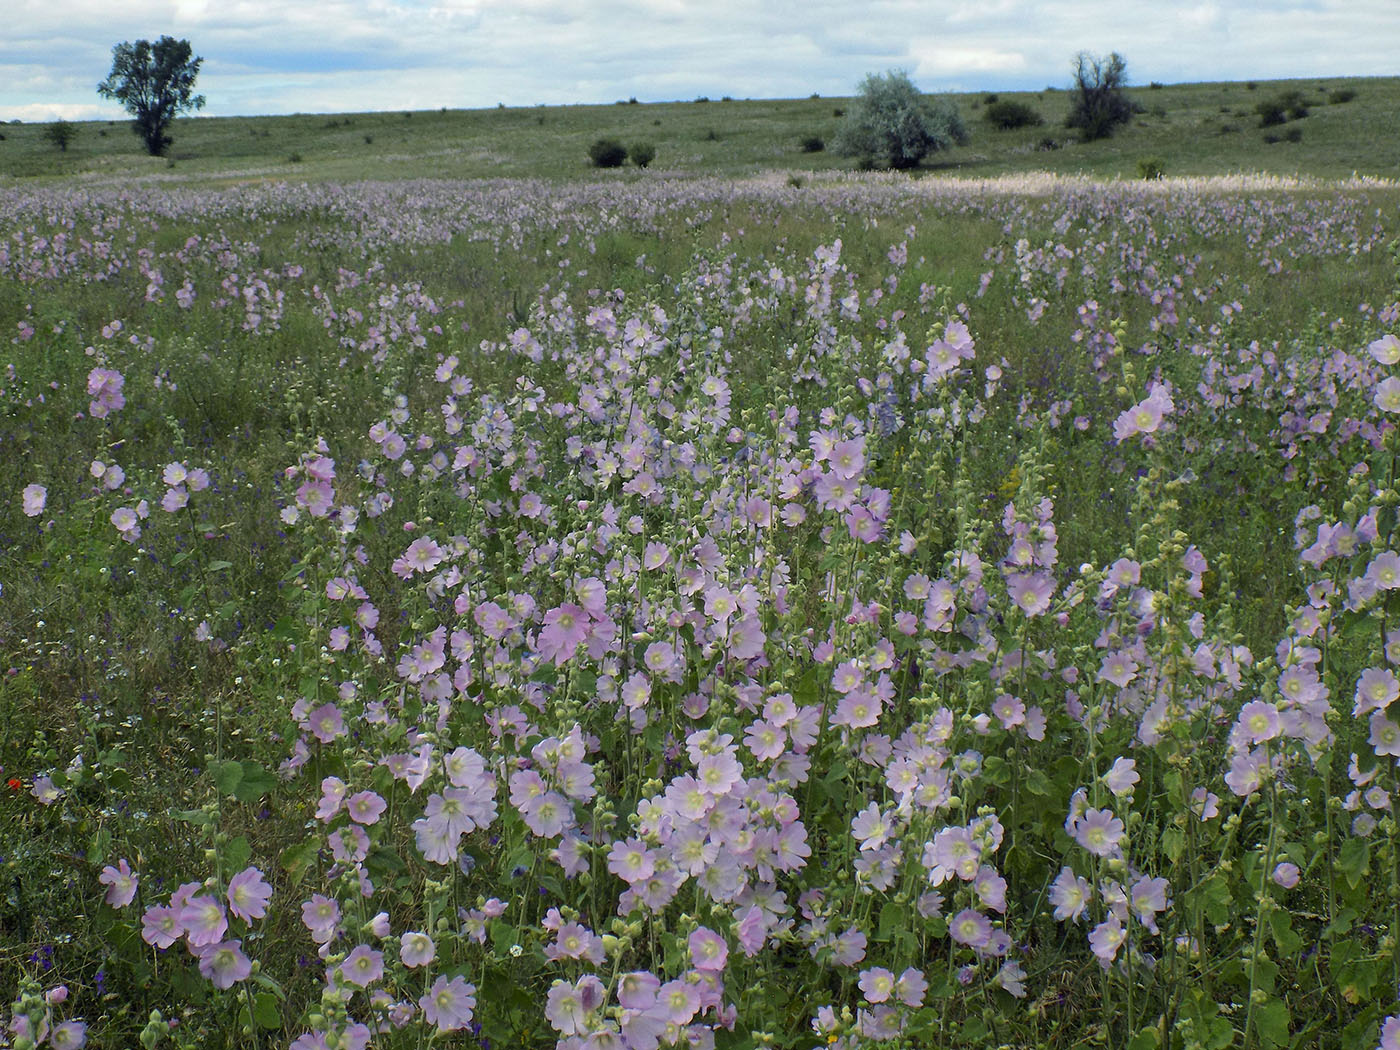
[3,0,1397,122]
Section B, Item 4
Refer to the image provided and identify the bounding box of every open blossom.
[1113,383,1174,441]
[98,858,138,907]
[21,483,46,517]
[1073,808,1125,857]
[226,867,273,922]
[197,940,252,990]
[420,975,476,1033]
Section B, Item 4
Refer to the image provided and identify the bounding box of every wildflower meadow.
[4,170,1400,1050]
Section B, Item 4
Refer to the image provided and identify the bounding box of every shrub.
[702,128,719,141]
[44,120,78,152]
[1136,156,1166,180]
[288,152,302,163]
[831,69,969,170]
[1149,80,1164,89]
[1036,135,1062,151]
[984,100,1043,130]
[1329,87,1358,104]
[628,141,655,168]
[1257,90,1307,127]
[799,134,825,152]
[363,134,374,144]
[984,93,999,104]
[588,138,627,168]
[1284,126,1303,143]
[1065,51,1134,140]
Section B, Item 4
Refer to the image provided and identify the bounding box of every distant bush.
[984,93,999,104]
[799,134,825,152]
[628,141,655,168]
[702,128,720,141]
[364,134,374,144]
[628,97,639,104]
[1218,122,1240,134]
[288,152,302,163]
[1257,90,1307,126]
[1136,156,1166,180]
[588,138,627,168]
[44,120,78,152]
[1149,80,1164,89]
[1246,81,1258,90]
[787,174,805,187]
[1263,133,1281,144]
[984,100,1043,130]
[832,107,844,117]
[832,69,969,170]
[1330,87,1358,104]
[1065,51,1134,140]
[694,96,710,103]
[1284,126,1303,143]
[1036,135,1062,151]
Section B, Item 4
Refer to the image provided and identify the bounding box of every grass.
[1,75,1398,183]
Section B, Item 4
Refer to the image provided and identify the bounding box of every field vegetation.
[3,75,1400,1050]
[1,75,1399,182]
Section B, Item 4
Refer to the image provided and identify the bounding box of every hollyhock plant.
[98,859,138,907]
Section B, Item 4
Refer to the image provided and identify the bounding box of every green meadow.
[2,75,1399,182]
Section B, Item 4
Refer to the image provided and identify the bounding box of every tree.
[1065,51,1135,141]
[97,37,205,156]
[832,70,969,170]
[44,120,78,152]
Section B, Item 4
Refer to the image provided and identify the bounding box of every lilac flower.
[98,859,138,908]
[399,931,436,968]
[1089,914,1125,966]
[179,895,228,947]
[141,905,181,948]
[197,940,252,990]
[1050,866,1092,921]
[50,1020,87,1050]
[340,945,384,989]
[420,975,476,1033]
[226,867,272,922]
[1355,668,1400,716]
[688,927,728,972]
[1378,1014,1399,1050]
[1376,377,1400,413]
[1130,876,1171,934]
[301,894,341,944]
[895,967,928,1007]
[306,703,346,744]
[858,967,895,1003]
[949,909,993,950]
[1103,757,1139,796]
[1369,711,1400,757]
[21,483,46,517]
[1074,808,1125,857]
[1238,700,1282,744]
[1272,862,1301,889]
[346,791,387,825]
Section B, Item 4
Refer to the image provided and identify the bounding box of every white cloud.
[1,0,1398,120]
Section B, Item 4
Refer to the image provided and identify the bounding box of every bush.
[1284,126,1303,143]
[1149,80,1164,90]
[44,120,78,152]
[1257,90,1307,127]
[1136,157,1166,180]
[984,100,1043,130]
[588,138,627,168]
[1330,87,1358,104]
[799,134,825,153]
[1036,135,1062,151]
[628,142,655,168]
[831,69,969,170]
[1065,51,1134,140]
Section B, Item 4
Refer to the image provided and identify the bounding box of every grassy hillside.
[2,75,1399,183]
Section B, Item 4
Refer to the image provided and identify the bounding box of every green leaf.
[1269,909,1303,956]
[1337,838,1369,889]
[1253,999,1290,1050]
[233,762,275,802]
[281,839,317,885]
[224,835,251,873]
[86,826,112,866]
[1126,1026,1161,1050]
[212,759,243,796]
[206,560,233,572]
[877,901,904,942]
[1023,767,1052,796]
[1161,827,1184,863]
[252,991,281,1030]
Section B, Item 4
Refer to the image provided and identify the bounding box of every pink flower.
[340,945,384,988]
[226,867,272,922]
[858,967,895,1003]
[399,931,436,968]
[346,790,387,825]
[688,927,728,972]
[21,483,46,517]
[179,895,228,947]
[99,858,138,907]
[197,940,252,989]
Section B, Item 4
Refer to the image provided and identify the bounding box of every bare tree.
[1066,52,1135,141]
